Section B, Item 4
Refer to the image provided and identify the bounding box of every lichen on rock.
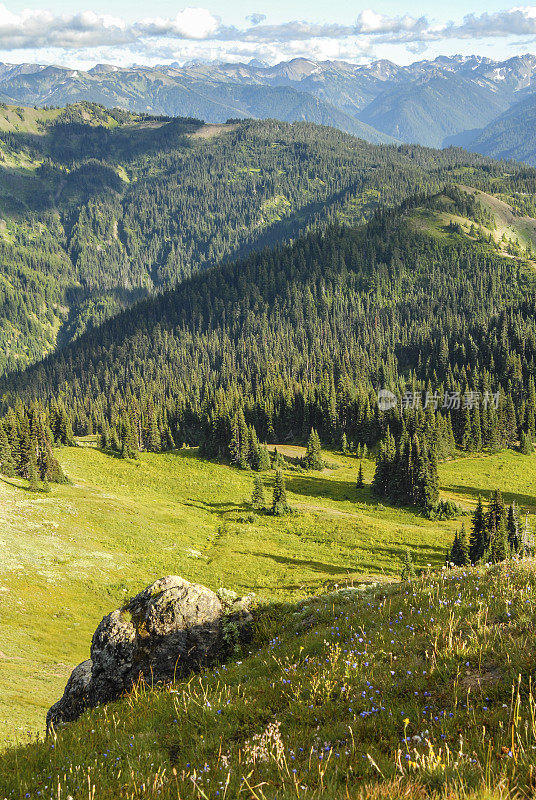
[47,575,253,732]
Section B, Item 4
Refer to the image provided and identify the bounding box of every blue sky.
[0,1,536,68]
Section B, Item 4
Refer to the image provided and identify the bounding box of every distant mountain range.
[454,92,536,165]
[1,54,536,158]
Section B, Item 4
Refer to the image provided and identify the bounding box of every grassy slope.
[1,559,536,799]
[0,105,62,134]
[1,444,535,745]
[410,186,536,259]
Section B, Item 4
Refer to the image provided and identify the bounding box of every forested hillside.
[4,188,536,489]
[0,102,525,377]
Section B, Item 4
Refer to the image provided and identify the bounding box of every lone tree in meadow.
[251,476,266,509]
[401,549,416,581]
[356,462,364,488]
[272,468,290,516]
[302,429,323,470]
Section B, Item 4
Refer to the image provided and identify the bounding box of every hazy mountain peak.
[88,64,120,75]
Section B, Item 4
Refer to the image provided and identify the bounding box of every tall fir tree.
[458,523,470,566]
[401,549,416,581]
[520,431,533,454]
[302,429,323,470]
[272,469,290,516]
[251,476,265,509]
[0,421,15,477]
[487,490,506,537]
[507,503,521,553]
[257,443,271,471]
[490,518,509,563]
[470,495,486,563]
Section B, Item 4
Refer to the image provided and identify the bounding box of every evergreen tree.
[356,462,364,488]
[401,549,416,581]
[272,469,290,516]
[120,416,139,459]
[272,447,287,469]
[27,456,39,492]
[507,503,521,553]
[490,518,509,563]
[341,432,348,454]
[0,421,15,477]
[249,426,261,471]
[487,489,506,536]
[458,523,470,566]
[449,530,461,565]
[504,395,517,448]
[257,443,271,471]
[470,495,486,563]
[418,440,439,509]
[372,427,396,497]
[520,431,533,454]
[146,408,161,452]
[302,429,323,470]
[18,414,32,478]
[251,476,265,509]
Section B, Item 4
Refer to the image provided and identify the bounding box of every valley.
[0,67,535,795]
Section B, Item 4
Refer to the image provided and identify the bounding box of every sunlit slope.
[2,558,536,799]
[1,443,535,742]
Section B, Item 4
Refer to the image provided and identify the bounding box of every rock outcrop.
[47,576,253,731]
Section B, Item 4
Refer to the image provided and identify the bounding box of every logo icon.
[377,389,397,412]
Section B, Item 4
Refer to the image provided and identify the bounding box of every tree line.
[448,491,534,566]
[2,185,536,507]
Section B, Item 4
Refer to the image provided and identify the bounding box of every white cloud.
[449,7,536,38]
[0,4,129,49]
[137,8,220,40]
[0,3,534,66]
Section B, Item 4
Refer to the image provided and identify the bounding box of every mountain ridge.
[0,105,516,377]
[0,54,536,151]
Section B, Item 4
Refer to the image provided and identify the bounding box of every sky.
[1,0,536,68]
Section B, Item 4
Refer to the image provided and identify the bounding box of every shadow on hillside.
[0,475,32,492]
[442,483,536,511]
[246,537,444,585]
[255,551,352,575]
[182,498,248,518]
[285,473,374,505]
[0,118,205,215]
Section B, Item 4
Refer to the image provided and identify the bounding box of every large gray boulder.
[47,576,253,731]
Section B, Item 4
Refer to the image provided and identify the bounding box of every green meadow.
[0,443,535,745]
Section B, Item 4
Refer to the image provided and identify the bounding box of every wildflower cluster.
[2,561,536,799]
